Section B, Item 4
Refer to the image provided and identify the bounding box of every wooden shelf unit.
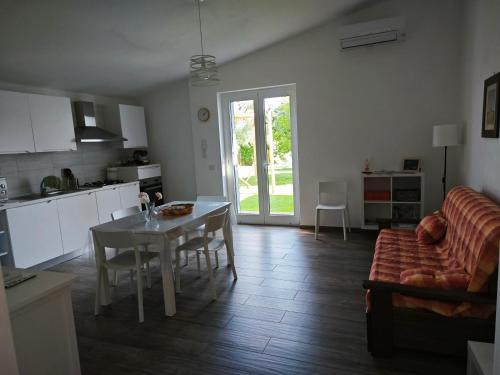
[361,172,424,230]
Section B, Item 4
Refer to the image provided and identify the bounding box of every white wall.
[143,0,463,226]
[460,0,500,203]
[141,79,197,200]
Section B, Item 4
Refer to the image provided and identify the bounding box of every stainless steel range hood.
[74,101,127,143]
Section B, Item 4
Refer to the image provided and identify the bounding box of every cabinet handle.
[47,200,52,203]
[88,192,92,195]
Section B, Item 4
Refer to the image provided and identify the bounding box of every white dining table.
[90,201,235,317]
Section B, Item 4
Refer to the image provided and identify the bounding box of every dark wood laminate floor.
[50,225,465,375]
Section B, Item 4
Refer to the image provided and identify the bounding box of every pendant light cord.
[196,0,204,55]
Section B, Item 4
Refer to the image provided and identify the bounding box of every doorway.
[220,84,299,225]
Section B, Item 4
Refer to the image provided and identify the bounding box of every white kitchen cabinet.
[119,104,148,148]
[0,90,35,154]
[28,93,76,152]
[119,183,140,209]
[57,192,99,253]
[7,200,63,268]
[95,187,122,223]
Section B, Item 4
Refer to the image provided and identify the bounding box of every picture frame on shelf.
[482,73,500,138]
[402,158,420,172]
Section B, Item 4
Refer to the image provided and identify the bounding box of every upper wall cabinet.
[0,90,36,154]
[119,104,148,148]
[28,94,76,152]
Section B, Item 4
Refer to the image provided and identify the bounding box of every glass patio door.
[221,85,299,225]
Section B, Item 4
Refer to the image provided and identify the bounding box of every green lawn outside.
[242,168,292,186]
[240,194,294,213]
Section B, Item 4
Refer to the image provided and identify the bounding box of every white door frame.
[219,84,300,225]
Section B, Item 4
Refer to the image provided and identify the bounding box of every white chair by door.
[315,181,351,241]
[92,229,158,323]
[174,209,237,300]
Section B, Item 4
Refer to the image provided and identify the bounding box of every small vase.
[148,202,156,221]
[146,202,156,221]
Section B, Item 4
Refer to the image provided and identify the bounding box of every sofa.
[363,186,500,356]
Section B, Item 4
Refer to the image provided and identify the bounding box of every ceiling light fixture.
[189,0,220,87]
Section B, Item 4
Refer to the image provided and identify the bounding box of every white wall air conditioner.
[339,17,405,50]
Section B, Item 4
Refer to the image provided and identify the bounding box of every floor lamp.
[433,124,459,201]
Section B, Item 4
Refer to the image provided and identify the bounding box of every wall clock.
[197,107,210,122]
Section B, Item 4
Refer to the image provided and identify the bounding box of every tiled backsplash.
[0,143,133,197]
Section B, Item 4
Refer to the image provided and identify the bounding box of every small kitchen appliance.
[0,177,8,202]
[113,164,163,206]
[132,150,150,165]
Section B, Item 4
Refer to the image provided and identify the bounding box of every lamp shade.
[433,124,459,147]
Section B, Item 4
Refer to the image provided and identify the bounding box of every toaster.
[0,177,7,202]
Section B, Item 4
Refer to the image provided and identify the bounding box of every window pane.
[264,96,294,215]
[231,100,259,214]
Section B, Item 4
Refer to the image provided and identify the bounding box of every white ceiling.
[0,0,368,97]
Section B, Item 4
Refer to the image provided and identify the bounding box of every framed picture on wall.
[402,158,420,172]
[482,73,500,138]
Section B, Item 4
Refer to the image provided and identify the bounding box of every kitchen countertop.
[5,269,78,313]
[0,181,139,211]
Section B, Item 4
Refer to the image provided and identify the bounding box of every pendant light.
[189,0,220,86]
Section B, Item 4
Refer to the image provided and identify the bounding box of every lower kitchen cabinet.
[5,182,141,269]
[57,192,99,253]
[95,187,122,223]
[119,182,140,209]
[7,200,63,268]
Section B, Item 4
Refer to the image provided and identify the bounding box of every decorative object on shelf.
[402,158,420,172]
[393,188,420,202]
[363,158,371,173]
[197,107,210,122]
[189,0,220,87]
[364,191,390,201]
[139,191,162,221]
[481,72,500,138]
[433,124,460,201]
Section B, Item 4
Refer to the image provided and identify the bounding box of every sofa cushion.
[415,213,447,244]
[442,186,500,292]
[400,267,470,290]
[369,229,455,286]
[367,228,494,318]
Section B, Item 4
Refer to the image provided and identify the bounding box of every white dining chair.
[182,195,236,267]
[93,229,158,322]
[197,196,237,224]
[174,209,237,300]
[111,206,141,221]
[110,206,159,286]
[315,181,351,241]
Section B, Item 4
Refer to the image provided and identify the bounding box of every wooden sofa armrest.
[363,280,496,304]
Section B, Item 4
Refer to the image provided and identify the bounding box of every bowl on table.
[160,203,194,216]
